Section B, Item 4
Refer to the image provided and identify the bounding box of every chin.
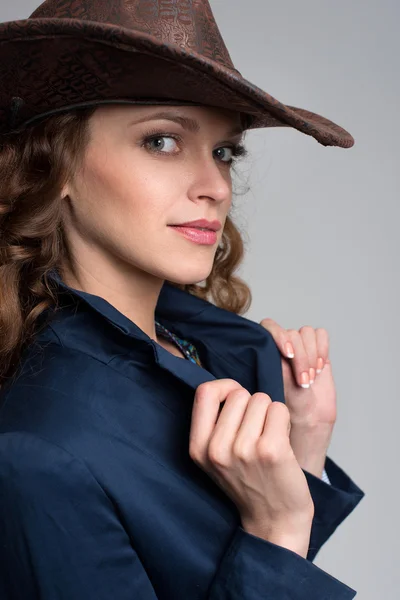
[163,265,213,287]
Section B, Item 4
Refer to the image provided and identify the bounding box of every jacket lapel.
[46,273,285,403]
[152,342,218,389]
[156,283,285,403]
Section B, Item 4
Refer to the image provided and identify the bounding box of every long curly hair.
[0,107,252,387]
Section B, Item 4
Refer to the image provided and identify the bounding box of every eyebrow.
[128,110,245,138]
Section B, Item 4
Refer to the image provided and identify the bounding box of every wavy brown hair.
[0,107,252,387]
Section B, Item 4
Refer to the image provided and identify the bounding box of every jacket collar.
[45,270,284,402]
[46,269,221,390]
[48,268,214,340]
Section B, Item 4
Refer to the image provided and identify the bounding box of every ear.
[61,184,69,199]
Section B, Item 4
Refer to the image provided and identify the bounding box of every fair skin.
[61,104,244,354]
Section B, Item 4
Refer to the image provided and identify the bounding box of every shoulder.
[0,431,104,506]
[2,336,134,404]
[1,340,116,407]
[0,340,138,451]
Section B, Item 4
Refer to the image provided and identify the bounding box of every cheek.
[80,154,181,236]
[85,156,131,205]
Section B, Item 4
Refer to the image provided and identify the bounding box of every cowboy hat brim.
[0,18,354,147]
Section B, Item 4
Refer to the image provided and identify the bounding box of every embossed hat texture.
[0,0,354,147]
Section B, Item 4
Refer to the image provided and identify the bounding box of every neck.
[59,259,165,342]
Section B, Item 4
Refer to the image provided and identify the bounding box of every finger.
[260,318,295,359]
[259,401,292,455]
[189,379,244,465]
[286,330,311,388]
[315,328,330,373]
[299,326,318,383]
[209,388,252,464]
[233,393,272,455]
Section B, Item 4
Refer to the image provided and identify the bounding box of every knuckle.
[286,329,299,338]
[232,439,254,463]
[196,379,219,393]
[260,317,273,326]
[315,327,327,335]
[251,392,272,404]
[258,437,292,465]
[196,379,243,400]
[257,443,283,465]
[227,388,251,403]
[299,325,314,333]
[207,442,230,469]
[271,400,290,417]
[194,382,211,402]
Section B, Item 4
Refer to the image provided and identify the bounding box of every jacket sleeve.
[207,525,358,600]
[0,432,160,600]
[0,433,364,600]
[207,456,365,600]
[304,455,365,562]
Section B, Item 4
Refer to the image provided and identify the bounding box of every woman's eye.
[142,132,247,165]
[144,135,179,154]
[214,147,234,163]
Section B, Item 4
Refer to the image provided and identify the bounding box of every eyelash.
[140,128,248,165]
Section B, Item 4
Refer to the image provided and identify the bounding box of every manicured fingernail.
[316,357,324,373]
[300,371,310,388]
[309,368,315,384]
[285,342,295,358]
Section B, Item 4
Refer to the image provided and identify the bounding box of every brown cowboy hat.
[0,0,354,147]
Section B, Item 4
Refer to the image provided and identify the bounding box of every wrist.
[241,515,313,559]
[241,521,312,559]
[294,452,326,479]
[266,531,311,559]
[289,423,333,478]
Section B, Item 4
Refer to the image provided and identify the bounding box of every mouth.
[170,226,213,231]
[168,219,222,232]
[168,225,218,246]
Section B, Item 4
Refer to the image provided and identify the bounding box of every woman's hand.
[189,379,314,558]
[259,319,337,477]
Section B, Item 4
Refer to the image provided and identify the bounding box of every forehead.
[93,103,245,135]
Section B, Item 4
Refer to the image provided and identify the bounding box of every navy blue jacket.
[0,273,365,599]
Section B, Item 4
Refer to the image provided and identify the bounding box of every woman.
[0,1,365,598]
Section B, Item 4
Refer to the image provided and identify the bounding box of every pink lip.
[168,225,217,245]
[169,218,221,232]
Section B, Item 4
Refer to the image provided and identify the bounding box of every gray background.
[1,1,398,598]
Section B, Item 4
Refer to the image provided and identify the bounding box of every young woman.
[0,1,365,598]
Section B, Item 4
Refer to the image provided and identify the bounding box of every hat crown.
[30,0,236,71]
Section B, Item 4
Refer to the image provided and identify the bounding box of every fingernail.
[309,368,315,384]
[285,342,295,358]
[316,357,324,374]
[300,371,310,388]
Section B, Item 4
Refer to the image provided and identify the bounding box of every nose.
[187,154,232,206]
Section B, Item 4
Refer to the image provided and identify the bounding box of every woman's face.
[61,104,247,286]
